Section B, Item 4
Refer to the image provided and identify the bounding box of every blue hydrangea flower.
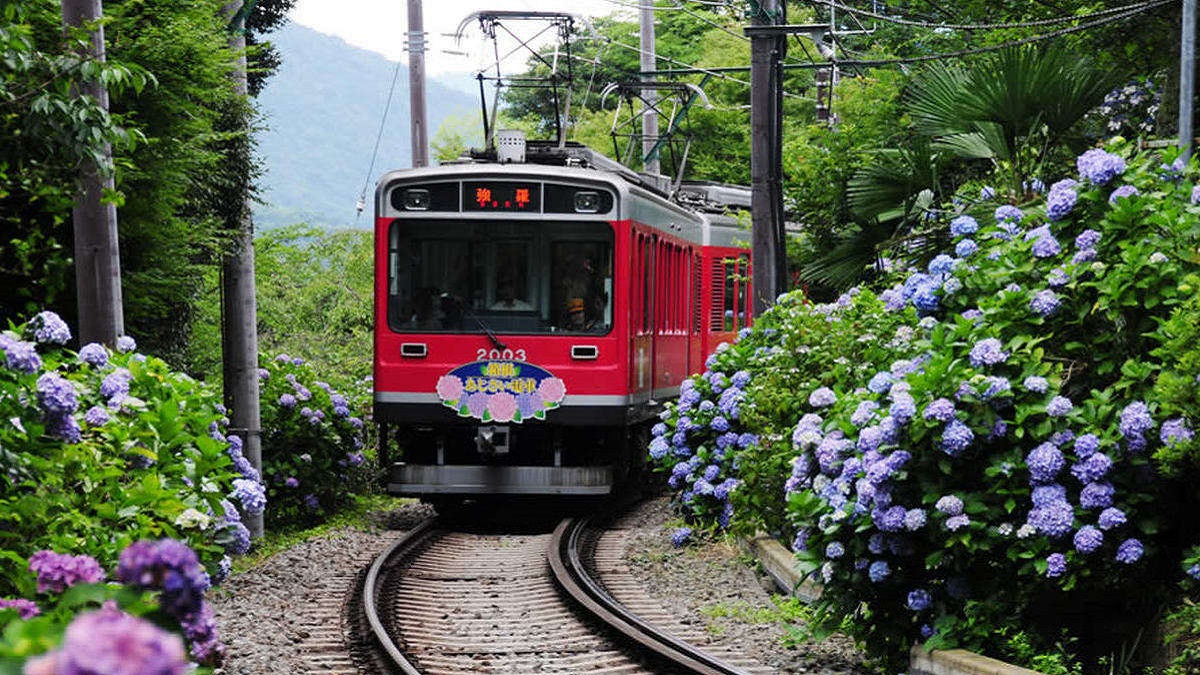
[1080,481,1115,509]
[1074,525,1104,553]
[1119,401,1154,440]
[929,254,956,276]
[868,371,894,394]
[30,311,71,345]
[1046,186,1078,221]
[1074,434,1101,457]
[36,372,78,417]
[935,495,964,516]
[955,239,979,258]
[1028,500,1074,537]
[1115,538,1143,564]
[649,436,669,459]
[1046,552,1067,577]
[1071,453,1113,483]
[868,560,890,582]
[907,589,932,611]
[1028,178,1046,193]
[1031,483,1067,507]
[671,527,693,547]
[904,508,927,531]
[851,400,880,427]
[1077,148,1126,185]
[77,343,109,368]
[969,338,1008,368]
[946,514,970,531]
[994,205,1023,223]
[1023,376,1049,393]
[874,505,907,532]
[950,215,979,236]
[809,387,837,408]
[84,405,110,426]
[1030,290,1061,317]
[1032,234,1062,258]
[889,395,917,423]
[710,416,730,432]
[1161,418,1194,446]
[980,186,996,200]
[825,542,845,559]
[231,478,267,514]
[923,398,956,423]
[1047,396,1074,417]
[1192,185,1200,205]
[1098,507,1126,530]
[1109,184,1139,203]
[1075,229,1102,250]
[1047,268,1070,288]
[940,420,974,456]
[115,335,137,353]
[1027,442,1065,483]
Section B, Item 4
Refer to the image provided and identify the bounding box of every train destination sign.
[435,360,566,423]
[463,181,541,212]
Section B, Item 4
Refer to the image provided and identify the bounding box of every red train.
[373,137,751,498]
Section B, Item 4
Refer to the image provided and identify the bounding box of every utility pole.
[640,1,660,175]
[61,0,124,345]
[222,1,264,539]
[746,0,788,315]
[1182,0,1196,160]
[408,0,429,167]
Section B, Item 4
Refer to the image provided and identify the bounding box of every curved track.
[360,509,763,674]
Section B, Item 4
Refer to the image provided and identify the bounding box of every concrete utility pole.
[408,0,429,167]
[746,0,788,316]
[1182,0,1196,160]
[222,1,264,539]
[640,1,660,175]
[61,0,124,345]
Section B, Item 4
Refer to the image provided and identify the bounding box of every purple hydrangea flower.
[980,186,996,200]
[0,335,41,374]
[304,494,320,510]
[284,476,299,488]
[1074,434,1100,457]
[83,405,110,426]
[77,343,108,367]
[1032,234,1062,258]
[36,372,78,417]
[1075,229,1102,250]
[825,542,845,559]
[969,338,1008,368]
[889,394,917,423]
[100,368,132,403]
[117,539,211,618]
[28,551,105,593]
[1030,290,1061,317]
[1077,148,1126,185]
[1048,268,1070,287]
[1074,525,1104,553]
[1023,376,1049,394]
[955,239,979,257]
[1047,396,1074,417]
[904,508,927,531]
[1032,483,1068,507]
[936,495,964,516]
[874,505,908,532]
[907,588,932,611]
[0,598,40,619]
[1109,184,1139,203]
[950,215,979,236]
[1192,184,1200,204]
[1115,538,1144,564]
[1046,553,1067,577]
[851,400,879,427]
[946,514,970,531]
[1027,442,1065,482]
[1098,507,1127,530]
[279,393,297,409]
[24,604,188,675]
[221,521,251,556]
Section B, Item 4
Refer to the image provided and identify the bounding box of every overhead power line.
[813,0,1169,32]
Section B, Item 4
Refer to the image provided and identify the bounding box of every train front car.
[373,156,695,499]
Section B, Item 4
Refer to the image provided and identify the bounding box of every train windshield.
[388,220,614,335]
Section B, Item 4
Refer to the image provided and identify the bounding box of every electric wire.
[357,57,403,222]
[812,0,1168,32]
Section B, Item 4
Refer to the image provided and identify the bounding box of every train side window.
[709,257,725,332]
[642,236,653,333]
[692,253,702,334]
[723,258,737,331]
[737,255,751,329]
[550,240,611,332]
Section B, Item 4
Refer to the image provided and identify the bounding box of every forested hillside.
[254,23,476,230]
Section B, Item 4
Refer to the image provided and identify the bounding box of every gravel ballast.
[209,497,871,674]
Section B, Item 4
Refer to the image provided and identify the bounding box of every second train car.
[373,136,752,498]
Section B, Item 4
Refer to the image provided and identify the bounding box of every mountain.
[253,23,477,230]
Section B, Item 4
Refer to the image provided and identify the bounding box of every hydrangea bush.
[257,354,373,527]
[651,142,1200,670]
[0,314,263,670]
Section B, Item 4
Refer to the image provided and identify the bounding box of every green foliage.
[257,354,373,528]
[1163,598,1200,675]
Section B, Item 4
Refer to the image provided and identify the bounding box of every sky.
[289,0,633,77]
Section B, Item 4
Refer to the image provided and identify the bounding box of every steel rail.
[362,516,439,675]
[548,517,753,675]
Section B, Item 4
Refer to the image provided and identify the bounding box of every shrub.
[257,354,373,528]
[651,142,1200,670]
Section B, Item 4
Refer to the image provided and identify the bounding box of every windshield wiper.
[448,295,506,351]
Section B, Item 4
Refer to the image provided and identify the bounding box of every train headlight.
[573,191,600,213]
[401,188,431,210]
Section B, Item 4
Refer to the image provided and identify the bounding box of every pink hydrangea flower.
[538,377,566,404]
[436,375,464,402]
[488,392,517,422]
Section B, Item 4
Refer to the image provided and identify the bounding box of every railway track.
[357,507,769,674]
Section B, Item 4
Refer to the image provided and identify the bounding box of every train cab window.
[388,219,612,335]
